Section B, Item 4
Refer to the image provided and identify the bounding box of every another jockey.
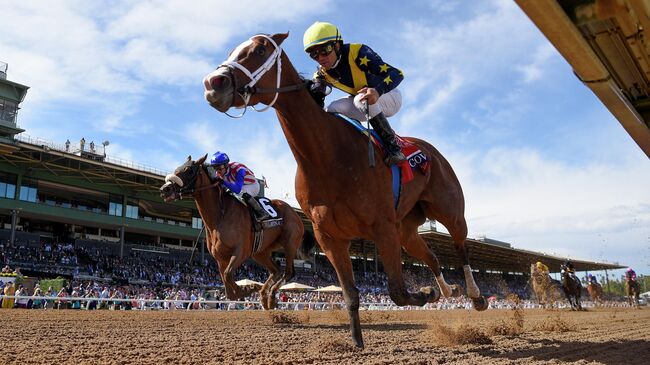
[562,260,576,274]
[209,151,271,221]
[303,21,406,165]
[587,274,598,285]
[535,261,549,276]
[625,267,637,282]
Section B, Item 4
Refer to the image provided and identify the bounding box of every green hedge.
[38,278,67,292]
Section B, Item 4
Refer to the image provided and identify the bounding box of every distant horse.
[626,279,640,308]
[561,267,582,311]
[586,282,604,306]
[160,155,307,310]
[203,33,487,347]
[530,264,561,308]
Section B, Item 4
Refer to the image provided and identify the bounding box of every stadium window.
[125,204,139,219]
[109,202,123,216]
[192,217,203,229]
[0,172,17,199]
[19,185,37,202]
[5,183,15,199]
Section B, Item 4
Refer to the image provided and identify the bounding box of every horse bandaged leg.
[463,265,481,298]
[435,274,455,298]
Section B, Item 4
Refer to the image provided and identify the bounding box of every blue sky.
[2,0,649,277]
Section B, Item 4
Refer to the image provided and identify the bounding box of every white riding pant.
[239,182,260,197]
[325,88,402,121]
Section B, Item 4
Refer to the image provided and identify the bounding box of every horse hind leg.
[419,197,487,311]
[445,216,487,311]
[399,209,449,300]
[252,251,282,310]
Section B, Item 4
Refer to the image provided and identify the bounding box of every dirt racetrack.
[1,306,648,364]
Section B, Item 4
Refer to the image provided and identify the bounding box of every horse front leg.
[222,253,249,300]
[314,231,363,348]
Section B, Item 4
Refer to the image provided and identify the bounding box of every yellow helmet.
[303,21,342,51]
[536,261,543,268]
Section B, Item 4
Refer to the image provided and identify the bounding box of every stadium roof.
[516,0,650,158]
[1,135,166,194]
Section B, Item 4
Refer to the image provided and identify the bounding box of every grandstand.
[0,62,624,285]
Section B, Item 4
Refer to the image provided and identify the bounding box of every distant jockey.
[562,260,575,274]
[535,261,549,275]
[625,268,637,282]
[209,151,270,221]
[587,274,598,285]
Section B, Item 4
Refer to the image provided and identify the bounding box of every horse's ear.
[196,153,208,165]
[272,32,289,46]
[187,155,192,161]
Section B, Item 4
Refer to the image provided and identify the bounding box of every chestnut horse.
[159,155,306,310]
[203,33,487,347]
[530,264,561,308]
[626,279,640,308]
[586,282,604,306]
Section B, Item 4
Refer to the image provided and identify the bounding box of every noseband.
[164,163,225,202]
[216,34,305,118]
[164,163,201,200]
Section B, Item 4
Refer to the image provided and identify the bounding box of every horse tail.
[297,229,317,261]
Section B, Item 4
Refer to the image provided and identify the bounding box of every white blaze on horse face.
[203,40,252,92]
[227,39,253,63]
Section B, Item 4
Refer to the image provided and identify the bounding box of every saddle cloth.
[333,113,429,184]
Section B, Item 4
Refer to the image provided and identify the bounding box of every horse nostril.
[211,76,230,90]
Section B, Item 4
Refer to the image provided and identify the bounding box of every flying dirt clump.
[430,324,493,346]
[268,311,309,325]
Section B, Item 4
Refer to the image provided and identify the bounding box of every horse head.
[160,154,208,202]
[203,33,301,115]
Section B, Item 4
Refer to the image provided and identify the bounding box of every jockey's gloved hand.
[306,77,328,108]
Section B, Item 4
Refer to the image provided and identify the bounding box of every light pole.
[102,140,110,156]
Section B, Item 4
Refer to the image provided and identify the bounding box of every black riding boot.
[368,112,406,165]
[242,193,271,221]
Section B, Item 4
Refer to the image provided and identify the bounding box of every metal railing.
[14,134,168,176]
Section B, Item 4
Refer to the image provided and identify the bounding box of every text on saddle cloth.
[332,113,430,184]
[250,197,283,254]
[254,197,284,227]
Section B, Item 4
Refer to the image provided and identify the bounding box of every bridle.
[215,34,305,118]
[163,163,220,200]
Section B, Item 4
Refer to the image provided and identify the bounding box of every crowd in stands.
[0,238,636,311]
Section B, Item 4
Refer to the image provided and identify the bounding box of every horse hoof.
[421,286,440,303]
[472,296,488,311]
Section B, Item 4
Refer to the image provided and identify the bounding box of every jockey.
[535,261,549,276]
[625,267,637,281]
[562,260,576,274]
[587,274,598,285]
[303,21,406,165]
[209,151,270,221]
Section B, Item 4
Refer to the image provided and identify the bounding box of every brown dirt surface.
[1,307,648,364]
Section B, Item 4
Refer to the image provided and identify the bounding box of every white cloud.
[447,146,650,267]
